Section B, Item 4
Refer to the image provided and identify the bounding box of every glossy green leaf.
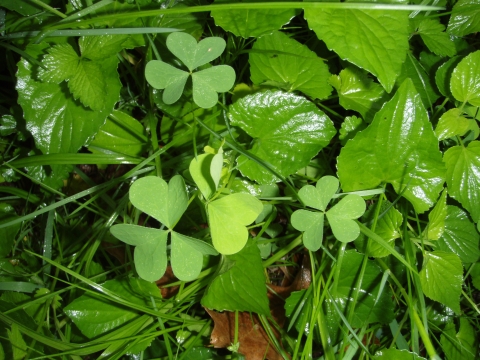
[17,43,121,154]
[190,153,217,200]
[110,225,168,282]
[0,204,21,258]
[418,19,456,57]
[450,50,480,106]
[339,116,368,145]
[249,31,332,100]
[64,278,161,339]
[444,141,480,223]
[211,0,297,38]
[337,79,446,213]
[192,65,236,108]
[374,348,426,359]
[229,90,336,184]
[435,108,471,140]
[329,67,387,121]
[208,193,263,255]
[437,206,480,264]
[130,175,188,229]
[326,194,366,243]
[201,240,269,315]
[426,189,447,240]
[419,251,463,314]
[38,43,78,83]
[441,318,478,360]
[89,110,148,157]
[305,9,409,92]
[447,0,480,37]
[145,61,189,105]
[291,210,324,251]
[298,176,339,212]
[435,56,461,98]
[171,232,204,282]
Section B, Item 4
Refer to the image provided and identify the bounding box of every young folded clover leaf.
[110,175,218,282]
[145,32,236,109]
[189,146,263,255]
[291,176,366,251]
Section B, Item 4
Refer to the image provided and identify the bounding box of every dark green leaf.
[441,318,478,360]
[0,204,20,258]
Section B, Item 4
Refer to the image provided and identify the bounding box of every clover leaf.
[291,176,366,250]
[110,175,218,282]
[145,32,236,109]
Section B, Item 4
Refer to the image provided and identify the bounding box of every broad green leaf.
[0,204,20,258]
[171,232,204,281]
[441,318,478,360]
[298,176,339,212]
[17,43,121,154]
[447,0,480,37]
[7,323,27,360]
[167,32,226,71]
[110,225,168,282]
[64,278,161,338]
[80,34,140,60]
[418,19,456,57]
[68,60,107,111]
[129,175,188,229]
[291,210,324,251]
[249,31,332,100]
[374,348,426,359]
[444,141,480,223]
[145,60,189,105]
[339,116,368,145]
[419,251,463,314]
[201,240,269,315]
[437,206,480,264]
[435,56,462,98]
[435,108,471,140]
[229,90,336,184]
[450,50,480,106]
[305,9,409,92]
[426,189,447,240]
[89,110,149,157]
[38,44,78,83]
[189,153,217,199]
[326,194,366,243]
[208,193,263,254]
[337,79,446,213]
[192,65,236,108]
[211,0,297,38]
[329,67,387,121]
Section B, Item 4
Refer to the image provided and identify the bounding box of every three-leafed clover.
[145,32,236,109]
[291,176,366,251]
[110,175,218,282]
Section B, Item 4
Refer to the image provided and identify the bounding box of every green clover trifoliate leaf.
[249,31,332,100]
[145,32,235,109]
[417,19,456,58]
[447,0,480,37]
[337,79,446,213]
[170,232,204,282]
[291,210,324,251]
[444,141,480,223]
[298,176,339,212]
[208,193,263,255]
[305,9,409,92]
[326,195,366,243]
[435,108,471,140]
[419,251,463,314]
[450,50,480,106]
[229,90,336,184]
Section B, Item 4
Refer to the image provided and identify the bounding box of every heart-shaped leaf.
[298,176,339,211]
[166,32,227,71]
[291,209,324,251]
[129,175,188,229]
[171,232,204,282]
[145,61,189,105]
[208,193,263,255]
[192,66,236,109]
[110,225,168,282]
[326,194,366,243]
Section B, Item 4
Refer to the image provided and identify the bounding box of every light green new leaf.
[167,32,226,71]
[444,141,480,223]
[110,225,168,282]
[249,31,332,100]
[201,240,269,315]
[450,50,480,106]
[291,210,324,251]
[305,9,409,92]
[80,34,140,60]
[298,176,339,212]
[189,153,217,200]
[326,194,366,243]
[435,108,471,140]
[438,206,480,264]
[229,90,336,184]
[38,44,78,83]
[418,19,456,57]
[129,175,188,229]
[419,251,463,314]
[192,65,236,108]
[441,318,478,360]
[426,189,447,240]
[208,193,263,255]
[211,0,297,38]
[145,61,189,105]
[68,60,107,111]
[210,148,224,190]
[447,0,480,37]
[337,79,446,213]
[329,67,387,121]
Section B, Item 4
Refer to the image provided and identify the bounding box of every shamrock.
[291,176,366,251]
[189,147,263,255]
[145,32,236,109]
[110,175,218,282]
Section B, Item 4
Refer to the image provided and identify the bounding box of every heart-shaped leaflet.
[326,194,366,242]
